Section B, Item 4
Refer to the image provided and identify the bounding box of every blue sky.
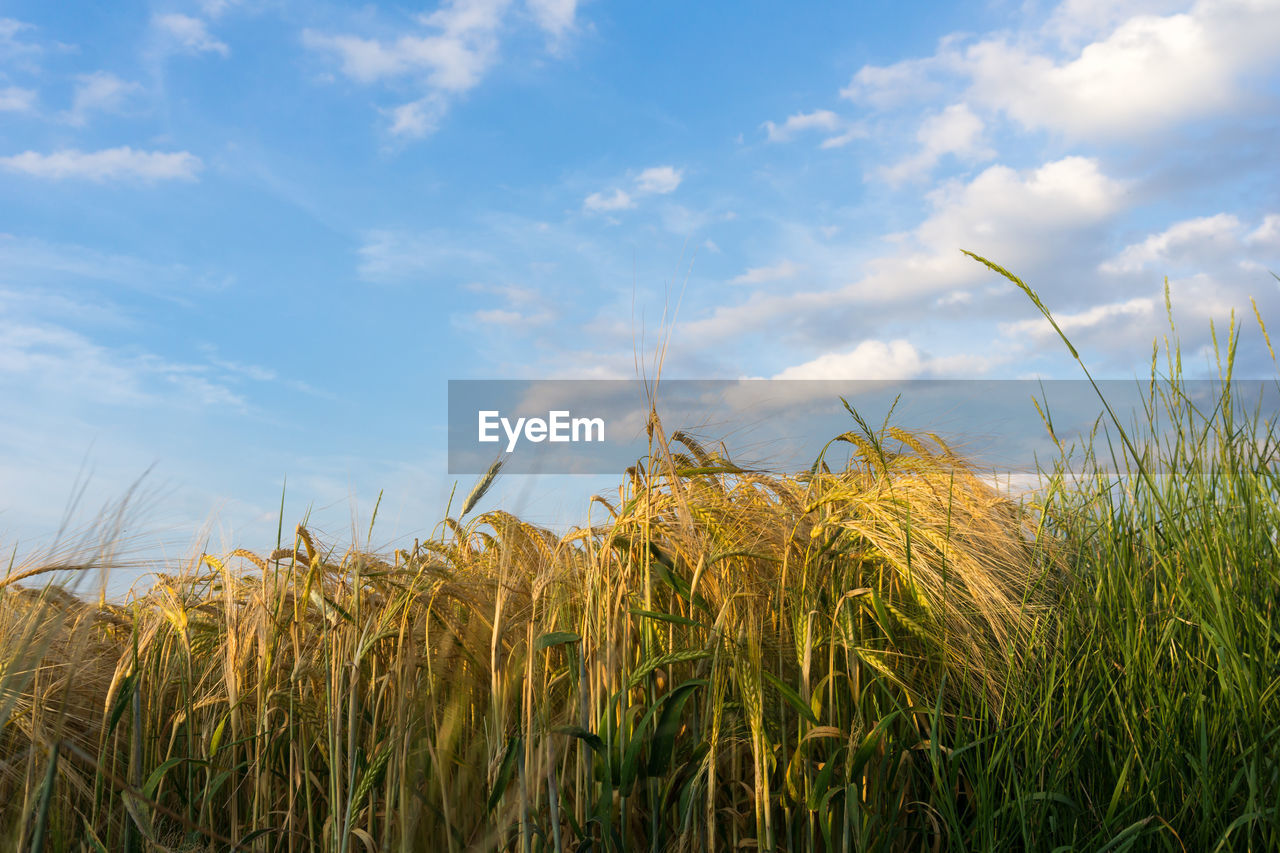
[2,0,1279,590]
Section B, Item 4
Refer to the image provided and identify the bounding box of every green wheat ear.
[1252,296,1276,366]
[960,249,1078,359]
[460,456,504,517]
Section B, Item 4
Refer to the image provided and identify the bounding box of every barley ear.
[461,457,505,517]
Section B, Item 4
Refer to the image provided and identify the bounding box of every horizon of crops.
[1,260,1278,852]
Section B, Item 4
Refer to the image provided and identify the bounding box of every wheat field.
[2,265,1278,851]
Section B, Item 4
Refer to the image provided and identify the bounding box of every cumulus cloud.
[302,0,509,92]
[677,156,1126,346]
[0,147,202,181]
[1245,214,1280,249]
[635,165,682,195]
[967,16,1219,139]
[1039,209,1280,368]
[770,340,996,380]
[1044,0,1208,49]
[772,339,927,380]
[852,156,1127,299]
[1093,211,1280,341]
[845,0,1280,141]
[876,102,993,185]
[730,260,804,285]
[1002,297,1155,341]
[1101,213,1244,274]
[154,13,230,56]
[583,165,683,214]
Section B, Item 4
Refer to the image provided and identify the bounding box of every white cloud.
[464,280,553,327]
[840,40,964,108]
[198,0,243,17]
[204,354,276,382]
[1162,272,1252,325]
[64,72,142,126]
[525,0,579,39]
[0,85,35,112]
[465,281,540,302]
[1246,214,1280,249]
[0,147,202,181]
[677,289,832,345]
[154,13,230,57]
[970,207,1280,366]
[0,17,32,45]
[303,0,507,93]
[968,17,1216,139]
[730,259,804,285]
[1094,212,1280,339]
[473,308,523,324]
[936,290,972,307]
[1002,297,1155,341]
[877,102,993,185]
[471,306,553,326]
[1101,213,1243,273]
[635,165,682,195]
[842,2,1280,141]
[772,339,926,380]
[853,156,1126,299]
[384,94,448,138]
[762,109,840,142]
[302,0,511,91]
[0,18,45,67]
[819,128,867,149]
[302,32,408,83]
[917,102,987,153]
[677,157,1126,345]
[0,322,147,405]
[0,318,244,410]
[583,165,683,215]
[1045,0,1203,49]
[760,108,864,149]
[302,0,542,138]
[583,188,634,213]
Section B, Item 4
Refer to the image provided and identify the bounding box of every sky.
[2,0,1279,593]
